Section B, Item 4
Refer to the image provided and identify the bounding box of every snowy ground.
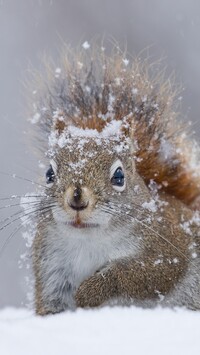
[0,307,200,355]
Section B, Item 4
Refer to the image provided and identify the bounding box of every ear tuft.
[53,110,66,135]
[54,119,66,135]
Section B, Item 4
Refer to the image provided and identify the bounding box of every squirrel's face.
[45,137,149,230]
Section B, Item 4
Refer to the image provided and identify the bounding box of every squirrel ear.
[54,119,66,135]
[53,110,67,135]
[120,115,134,138]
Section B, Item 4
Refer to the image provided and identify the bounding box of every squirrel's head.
[44,125,151,230]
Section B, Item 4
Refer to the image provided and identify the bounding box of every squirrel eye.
[46,165,55,185]
[111,167,124,187]
[110,160,126,192]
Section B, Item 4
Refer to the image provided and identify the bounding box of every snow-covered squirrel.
[28,44,200,315]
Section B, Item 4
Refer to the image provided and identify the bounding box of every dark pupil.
[46,165,55,184]
[111,167,124,186]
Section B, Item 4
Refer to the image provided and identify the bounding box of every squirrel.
[28,43,200,315]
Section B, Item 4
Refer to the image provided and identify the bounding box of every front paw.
[75,272,110,308]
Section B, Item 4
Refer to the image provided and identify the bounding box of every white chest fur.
[40,220,139,308]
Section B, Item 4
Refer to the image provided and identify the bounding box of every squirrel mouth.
[67,221,99,229]
[66,214,99,229]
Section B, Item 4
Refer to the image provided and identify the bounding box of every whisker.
[0,206,36,228]
[0,205,60,256]
[101,199,171,225]
[0,197,56,210]
[100,202,197,270]
[0,194,48,202]
[0,203,57,232]
[133,215,194,266]
[0,222,24,257]
[0,198,54,227]
[0,171,47,189]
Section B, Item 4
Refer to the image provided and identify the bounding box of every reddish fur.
[53,111,200,205]
[30,45,200,206]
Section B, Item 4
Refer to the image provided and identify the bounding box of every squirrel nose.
[68,187,88,211]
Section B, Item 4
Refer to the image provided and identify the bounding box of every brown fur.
[75,195,196,308]
[28,43,200,314]
[28,44,200,206]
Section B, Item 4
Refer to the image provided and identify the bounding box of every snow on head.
[48,118,130,156]
[68,119,122,139]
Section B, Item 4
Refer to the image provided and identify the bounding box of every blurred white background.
[0,0,200,308]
